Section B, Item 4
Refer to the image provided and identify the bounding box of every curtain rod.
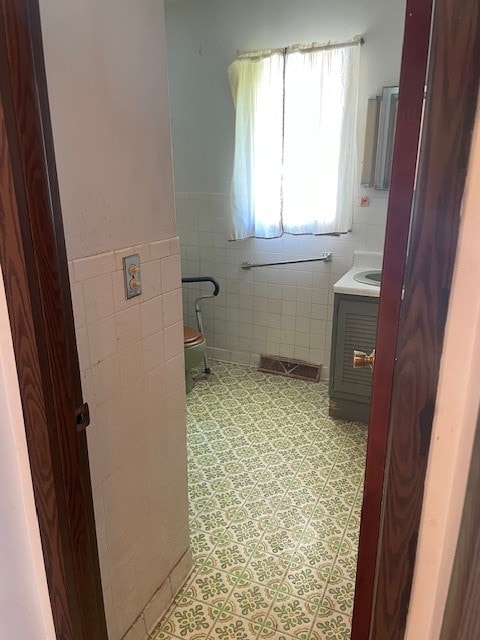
[236,36,364,61]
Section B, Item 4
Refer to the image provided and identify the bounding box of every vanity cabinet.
[329,293,379,423]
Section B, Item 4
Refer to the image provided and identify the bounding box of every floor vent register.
[258,354,321,382]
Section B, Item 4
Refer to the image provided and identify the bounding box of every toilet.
[183,325,206,393]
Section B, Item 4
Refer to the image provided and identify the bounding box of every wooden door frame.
[353,0,480,638]
[1,0,479,639]
[0,1,107,639]
[351,1,433,636]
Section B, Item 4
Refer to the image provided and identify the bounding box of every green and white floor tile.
[149,362,367,640]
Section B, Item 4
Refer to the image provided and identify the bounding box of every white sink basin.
[353,270,382,286]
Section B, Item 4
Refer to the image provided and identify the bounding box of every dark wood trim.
[0,67,81,640]
[440,408,480,640]
[26,0,108,629]
[0,1,107,638]
[371,0,480,638]
[351,2,433,637]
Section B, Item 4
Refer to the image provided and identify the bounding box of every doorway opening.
[151,0,412,637]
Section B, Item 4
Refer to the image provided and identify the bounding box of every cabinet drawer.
[332,298,378,398]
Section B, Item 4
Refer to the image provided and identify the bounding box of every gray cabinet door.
[332,298,378,399]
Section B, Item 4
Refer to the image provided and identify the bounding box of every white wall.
[0,268,56,640]
[39,2,191,639]
[165,0,405,372]
[41,0,176,261]
[405,94,480,640]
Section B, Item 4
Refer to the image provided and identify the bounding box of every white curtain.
[228,52,285,239]
[228,42,360,240]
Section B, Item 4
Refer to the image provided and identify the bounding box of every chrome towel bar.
[241,251,332,270]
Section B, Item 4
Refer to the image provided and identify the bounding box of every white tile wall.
[70,239,192,640]
[176,192,388,379]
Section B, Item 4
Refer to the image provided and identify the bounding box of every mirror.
[362,85,399,190]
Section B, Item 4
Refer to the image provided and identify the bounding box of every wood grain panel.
[25,0,108,630]
[0,68,80,640]
[0,0,108,638]
[371,0,480,637]
[351,1,433,636]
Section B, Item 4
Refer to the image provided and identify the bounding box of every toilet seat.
[184,325,205,347]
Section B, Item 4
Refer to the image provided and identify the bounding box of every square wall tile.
[116,306,142,351]
[166,353,185,393]
[91,355,121,406]
[76,326,90,372]
[74,252,116,281]
[96,393,127,480]
[105,497,132,551]
[71,281,86,328]
[111,558,136,608]
[143,331,166,372]
[145,365,167,408]
[164,322,184,360]
[150,239,171,260]
[71,241,194,640]
[118,344,144,389]
[88,315,117,366]
[161,255,182,293]
[141,295,164,339]
[84,273,115,323]
[108,528,135,581]
[102,464,131,517]
[141,260,162,300]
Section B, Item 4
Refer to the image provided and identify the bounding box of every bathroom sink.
[353,270,382,286]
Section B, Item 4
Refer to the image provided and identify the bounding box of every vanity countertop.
[333,251,383,298]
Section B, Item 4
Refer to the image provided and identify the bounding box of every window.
[228,39,361,240]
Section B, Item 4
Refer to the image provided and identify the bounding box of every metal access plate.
[123,254,142,299]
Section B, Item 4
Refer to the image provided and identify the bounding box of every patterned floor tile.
[207,541,252,577]
[322,577,356,617]
[334,555,358,584]
[157,599,220,639]
[212,614,263,640]
[263,594,316,637]
[148,361,367,640]
[293,533,336,568]
[227,578,276,626]
[280,561,327,603]
[311,606,352,640]
[181,567,236,607]
[194,509,231,534]
[225,517,268,548]
[241,550,290,591]
[256,628,301,640]
[190,531,220,567]
[273,505,311,530]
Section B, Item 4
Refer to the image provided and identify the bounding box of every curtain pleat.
[228,54,285,240]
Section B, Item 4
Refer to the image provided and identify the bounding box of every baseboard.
[121,547,194,640]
